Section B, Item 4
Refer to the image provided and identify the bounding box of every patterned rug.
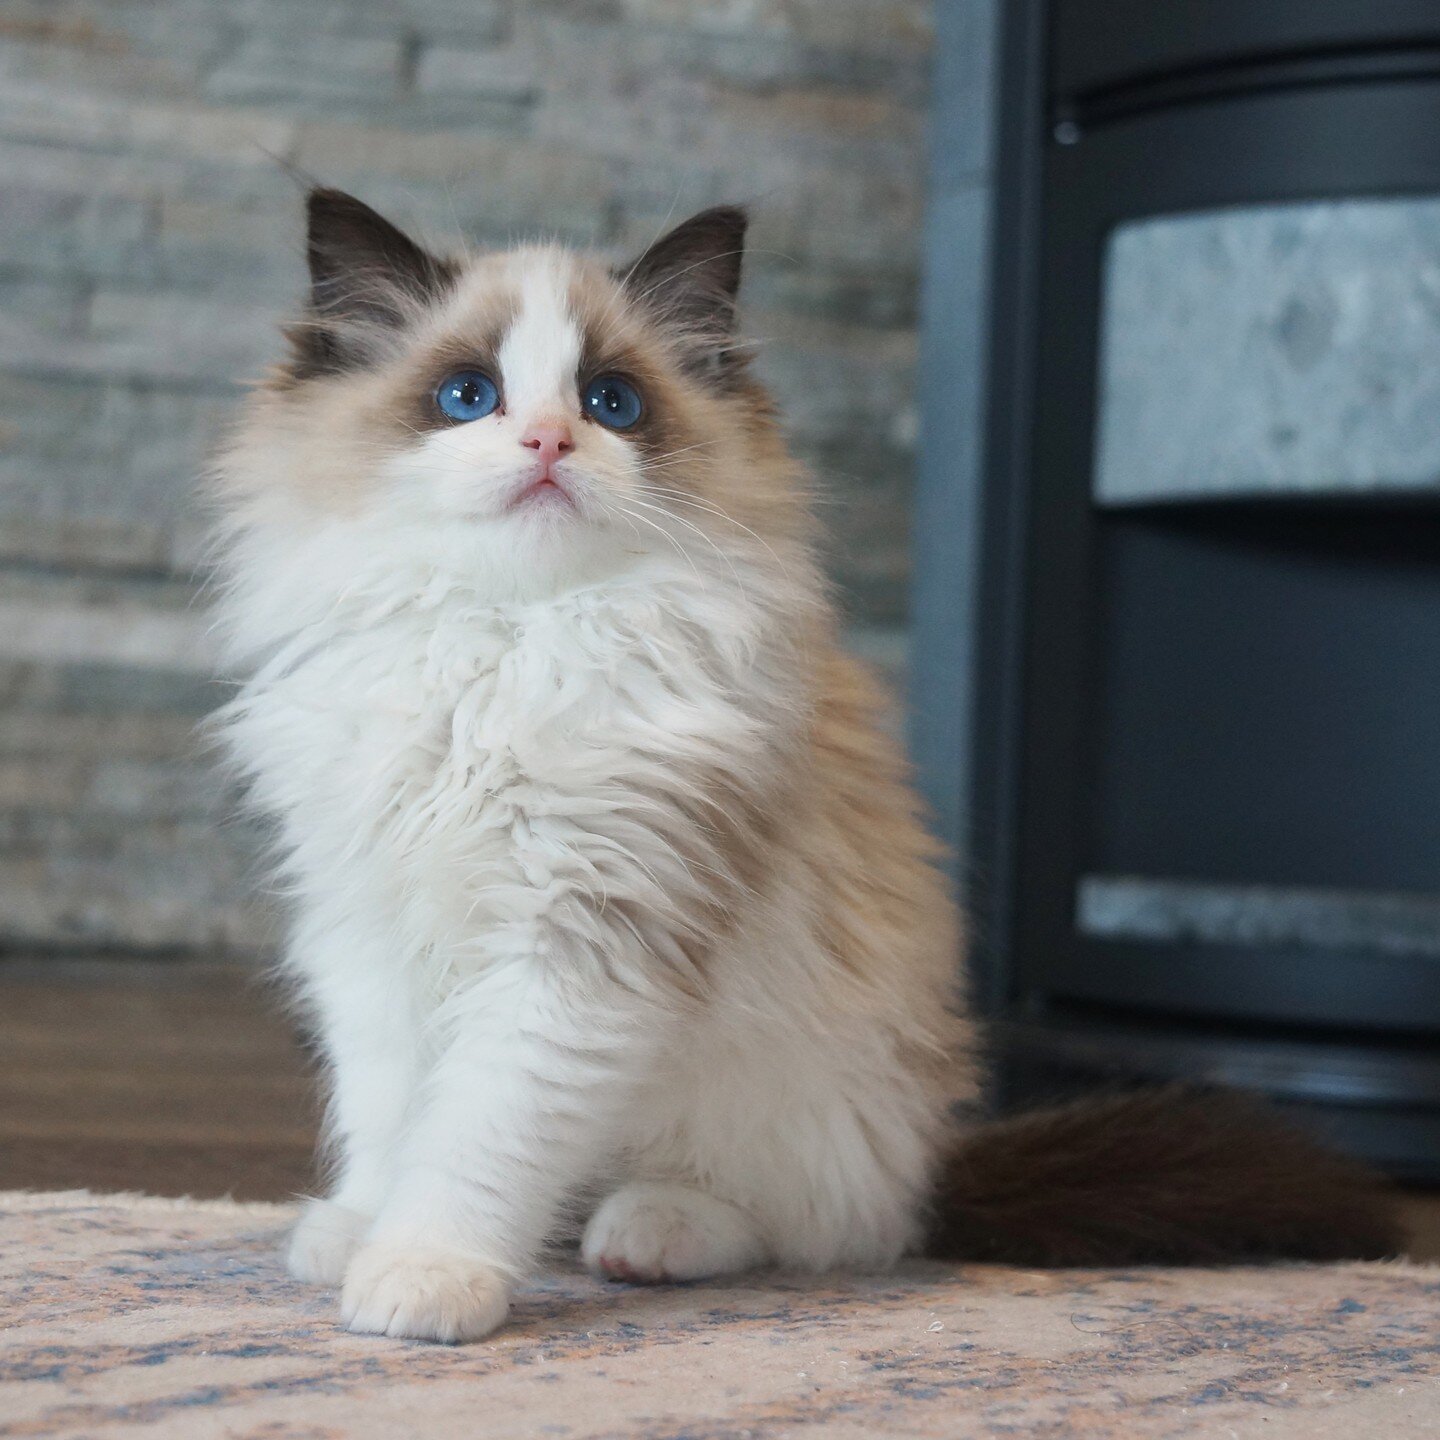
[2,1191,1437,1439]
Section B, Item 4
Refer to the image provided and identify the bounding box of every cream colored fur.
[211,209,976,1343]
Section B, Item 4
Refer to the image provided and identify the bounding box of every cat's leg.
[580,1181,768,1283]
[584,1009,936,1284]
[582,1116,924,1285]
[340,954,649,1342]
[284,907,423,1287]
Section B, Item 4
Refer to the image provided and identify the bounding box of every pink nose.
[520,422,575,469]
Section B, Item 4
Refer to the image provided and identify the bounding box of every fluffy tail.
[926,1086,1402,1266]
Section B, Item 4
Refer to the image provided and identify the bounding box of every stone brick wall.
[0,0,982,956]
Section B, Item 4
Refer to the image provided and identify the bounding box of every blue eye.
[583,375,643,430]
[435,370,500,422]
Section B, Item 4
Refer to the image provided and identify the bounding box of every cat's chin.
[438,514,642,605]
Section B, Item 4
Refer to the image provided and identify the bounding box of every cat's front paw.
[340,1241,511,1343]
[582,1181,767,1284]
[287,1198,371,1286]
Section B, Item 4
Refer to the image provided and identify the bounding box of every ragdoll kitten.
[211,189,1397,1343]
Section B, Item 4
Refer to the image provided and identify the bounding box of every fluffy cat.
[210,190,1397,1344]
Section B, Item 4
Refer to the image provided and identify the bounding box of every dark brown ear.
[620,206,747,367]
[292,187,454,377]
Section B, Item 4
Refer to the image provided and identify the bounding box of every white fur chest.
[226,570,784,979]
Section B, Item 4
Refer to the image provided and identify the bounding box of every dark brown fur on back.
[927,1087,1401,1266]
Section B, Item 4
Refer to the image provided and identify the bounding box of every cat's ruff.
[210,191,1397,1345]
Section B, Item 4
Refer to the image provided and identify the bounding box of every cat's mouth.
[507,471,578,513]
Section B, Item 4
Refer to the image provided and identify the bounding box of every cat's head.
[221,189,805,601]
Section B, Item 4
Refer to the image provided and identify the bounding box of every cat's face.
[227,191,794,600]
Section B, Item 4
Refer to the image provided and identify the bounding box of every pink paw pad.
[598,1254,667,1284]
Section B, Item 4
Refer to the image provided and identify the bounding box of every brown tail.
[926,1086,1402,1266]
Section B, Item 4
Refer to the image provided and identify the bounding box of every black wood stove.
[927,1,1440,1177]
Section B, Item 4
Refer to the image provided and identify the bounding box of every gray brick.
[613,141,922,271]
[0,288,279,393]
[0,515,174,576]
[670,30,927,103]
[807,435,914,625]
[0,2,236,83]
[85,289,281,387]
[152,194,302,296]
[219,0,512,41]
[0,275,90,330]
[0,86,298,171]
[539,1,931,53]
[294,126,613,244]
[0,661,226,719]
[0,820,267,955]
[204,34,406,108]
[414,43,538,102]
[754,315,917,449]
[0,33,206,103]
[0,373,228,543]
[743,266,918,329]
[0,654,223,720]
[0,179,154,283]
[0,570,215,674]
[0,755,216,822]
[0,710,202,761]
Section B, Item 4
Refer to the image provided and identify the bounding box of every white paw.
[581,1181,767,1284]
[286,1198,371,1286]
[340,1241,511,1343]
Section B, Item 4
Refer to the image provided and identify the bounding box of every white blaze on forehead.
[498,251,582,419]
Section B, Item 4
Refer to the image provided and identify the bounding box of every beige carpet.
[2,1191,1438,1439]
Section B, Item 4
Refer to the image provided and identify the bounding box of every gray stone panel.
[1097,198,1440,503]
[1078,874,1440,962]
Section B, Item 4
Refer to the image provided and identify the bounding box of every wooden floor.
[0,961,319,1201]
[1,960,1436,1261]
